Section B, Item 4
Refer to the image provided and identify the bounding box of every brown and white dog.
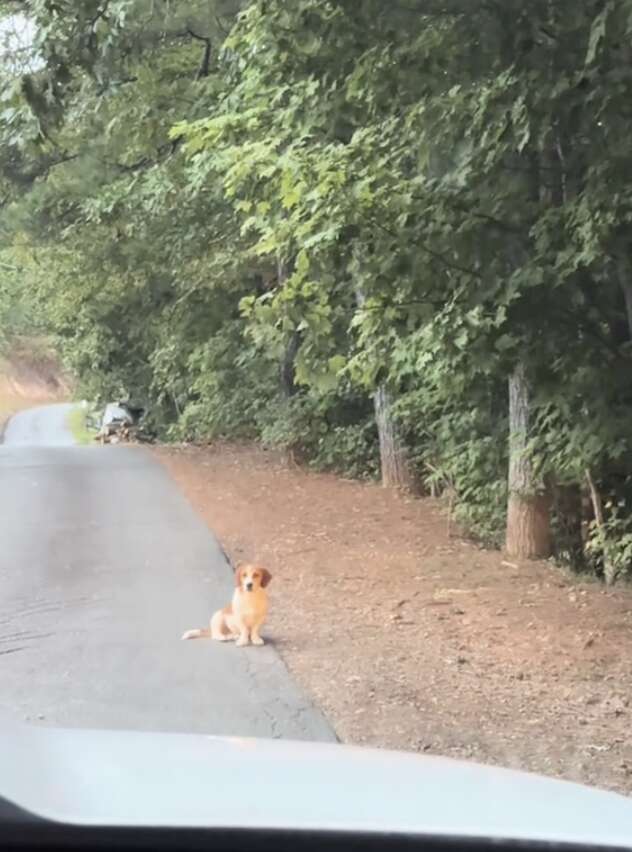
[181,564,272,647]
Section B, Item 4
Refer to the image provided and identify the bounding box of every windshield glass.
[0,0,631,814]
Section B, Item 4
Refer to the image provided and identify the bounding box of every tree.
[506,361,551,558]
[4,0,632,577]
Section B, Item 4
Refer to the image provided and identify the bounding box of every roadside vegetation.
[2,2,632,580]
[66,405,94,445]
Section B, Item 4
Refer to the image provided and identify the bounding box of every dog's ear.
[234,565,244,587]
[260,568,272,588]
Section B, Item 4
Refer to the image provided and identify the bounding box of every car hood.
[1,720,632,848]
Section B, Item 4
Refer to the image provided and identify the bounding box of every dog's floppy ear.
[234,565,244,587]
[260,568,272,588]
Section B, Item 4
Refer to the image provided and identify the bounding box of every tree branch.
[187,28,212,79]
[371,215,483,279]
[95,76,138,96]
[87,0,112,52]
[105,138,183,174]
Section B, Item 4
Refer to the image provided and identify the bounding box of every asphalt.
[3,402,77,446]
[0,404,334,740]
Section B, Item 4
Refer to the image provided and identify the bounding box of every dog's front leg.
[250,621,265,646]
[235,621,250,646]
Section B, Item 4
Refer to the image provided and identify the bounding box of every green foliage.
[257,390,379,479]
[66,405,95,445]
[5,0,632,579]
[171,324,277,442]
[586,502,632,584]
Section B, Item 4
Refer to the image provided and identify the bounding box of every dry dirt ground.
[0,343,69,429]
[155,443,632,796]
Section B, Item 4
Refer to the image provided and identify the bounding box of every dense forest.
[1,1,632,579]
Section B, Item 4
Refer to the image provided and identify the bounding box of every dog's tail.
[181,627,211,640]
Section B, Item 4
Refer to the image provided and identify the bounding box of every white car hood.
[2,721,632,848]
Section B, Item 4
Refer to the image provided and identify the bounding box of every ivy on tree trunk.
[506,360,551,559]
[373,383,417,492]
[354,283,417,492]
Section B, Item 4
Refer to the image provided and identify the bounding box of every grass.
[66,405,96,445]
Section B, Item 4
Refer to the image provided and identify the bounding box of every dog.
[181,564,272,647]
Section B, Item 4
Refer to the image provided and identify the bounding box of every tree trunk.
[276,255,302,465]
[373,384,417,491]
[505,360,551,558]
[616,246,632,341]
[278,330,302,467]
[279,331,300,400]
[277,255,299,400]
[585,468,616,585]
[353,284,417,491]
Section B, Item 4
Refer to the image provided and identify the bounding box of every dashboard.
[2,822,630,852]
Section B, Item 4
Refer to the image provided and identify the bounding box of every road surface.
[3,403,77,446]
[0,404,334,740]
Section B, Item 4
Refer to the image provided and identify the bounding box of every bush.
[396,383,508,546]
[257,391,380,479]
[585,499,632,583]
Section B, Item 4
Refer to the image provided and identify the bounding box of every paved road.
[0,404,334,740]
[3,403,77,446]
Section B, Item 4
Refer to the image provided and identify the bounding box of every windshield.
[0,0,631,819]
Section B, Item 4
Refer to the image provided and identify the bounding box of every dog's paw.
[236,637,249,647]
[251,636,264,646]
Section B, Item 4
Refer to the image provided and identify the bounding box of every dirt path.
[155,443,632,795]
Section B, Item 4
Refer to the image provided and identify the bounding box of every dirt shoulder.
[0,339,70,432]
[155,443,632,795]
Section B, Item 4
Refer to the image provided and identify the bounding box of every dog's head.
[235,563,272,593]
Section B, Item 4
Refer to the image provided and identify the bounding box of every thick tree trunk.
[505,361,551,558]
[373,384,417,491]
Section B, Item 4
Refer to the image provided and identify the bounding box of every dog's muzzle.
[245,582,254,592]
